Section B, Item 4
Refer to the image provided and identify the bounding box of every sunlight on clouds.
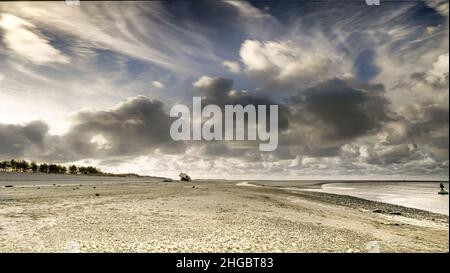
[222,60,241,73]
[192,76,215,88]
[224,0,268,18]
[0,13,69,64]
[0,95,72,135]
[0,1,447,179]
[90,134,112,150]
[239,39,351,90]
[151,81,164,89]
[428,53,449,81]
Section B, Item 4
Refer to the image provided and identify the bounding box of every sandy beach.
[0,174,448,253]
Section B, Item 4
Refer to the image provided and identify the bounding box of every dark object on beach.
[192,185,196,189]
[179,172,192,182]
[53,184,56,186]
[95,193,100,196]
[373,209,401,215]
[93,186,96,189]
[4,185,14,188]
[162,178,173,182]
[438,182,448,195]
[388,211,402,215]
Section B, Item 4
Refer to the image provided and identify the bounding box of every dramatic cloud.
[293,80,388,140]
[0,1,448,179]
[279,79,390,157]
[403,105,449,160]
[410,53,449,90]
[239,40,352,91]
[0,121,49,157]
[193,75,289,131]
[0,96,186,163]
[63,96,183,159]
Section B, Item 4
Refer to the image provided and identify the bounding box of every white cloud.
[193,75,214,88]
[90,134,112,150]
[0,1,447,180]
[0,2,219,76]
[0,13,69,64]
[428,53,449,82]
[224,1,268,18]
[222,60,241,73]
[151,80,164,89]
[239,39,350,90]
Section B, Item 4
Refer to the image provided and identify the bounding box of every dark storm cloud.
[282,78,391,156]
[0,121,49,157]
[1,97,186,162]
[20,121,48,145]
[361,143,419,165]
[191,77,393,160]
[403,105,449,160]
[0,76,443,172]
[194,76,289,131]
[381,63,449,163]
[63,96,185,159]
[190,76,290,158]
[291,79,389,141]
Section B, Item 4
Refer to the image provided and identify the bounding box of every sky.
[0,0,448,180]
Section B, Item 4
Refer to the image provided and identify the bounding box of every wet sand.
[0,175,448,253]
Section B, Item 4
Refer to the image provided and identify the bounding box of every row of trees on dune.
[0,159,102,175]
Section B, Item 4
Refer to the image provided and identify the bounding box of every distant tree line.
[0,159,153,178]
[0,159,102,175]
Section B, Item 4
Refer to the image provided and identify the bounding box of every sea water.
[251,180,449,215]
[318,181,449,215]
